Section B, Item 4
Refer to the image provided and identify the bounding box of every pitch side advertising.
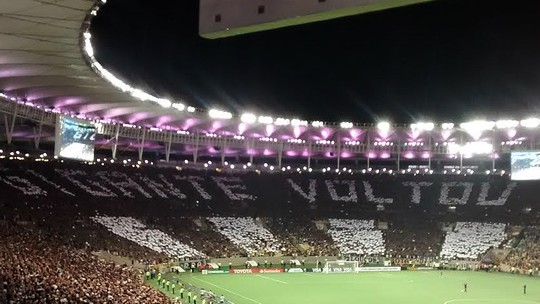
[229,268,284,274]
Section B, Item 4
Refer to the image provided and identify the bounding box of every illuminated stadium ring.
[0,0,540,166]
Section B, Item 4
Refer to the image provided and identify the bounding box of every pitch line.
[444,299,540,304]
[255,274,288,284]
[192,276,264,304]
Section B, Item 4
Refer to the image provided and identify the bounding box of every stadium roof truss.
[0,0,538,162]
[0,0,185,125]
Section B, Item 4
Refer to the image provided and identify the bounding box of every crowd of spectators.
[327,219,386,256]
[92,216,205,259]
[40,215,170,265]
[143,216,246,258]
[0,222,175,304]
[505,227,540,273]
[440,222,507,259]
[1,159,539,302]
[265,217,339,256]
[207,217,285,256]
[385,218,443,258]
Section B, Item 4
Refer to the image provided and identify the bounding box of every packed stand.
[385,218,443,259]
[327,219,385,256]
[505,227,540,273]
[0,222,174,304]
[265,217,339,256]
[0,161,534,222]
[92,216,205,259]
[44,215,170,265]
[440,222,507,259]
[143,217,246,258]
[207,217,285,256]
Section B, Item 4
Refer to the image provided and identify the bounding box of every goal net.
[323,260,359,274]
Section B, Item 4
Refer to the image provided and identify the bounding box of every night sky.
[90,0,540,124]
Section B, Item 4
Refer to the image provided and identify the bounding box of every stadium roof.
[0,0,537,161]
[0,0,192,127]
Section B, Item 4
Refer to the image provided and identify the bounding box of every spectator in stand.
[0,223,176,304]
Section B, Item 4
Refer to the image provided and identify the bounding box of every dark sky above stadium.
[91,0,540,124]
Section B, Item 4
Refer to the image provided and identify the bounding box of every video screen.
[511,151,540,180]
[54,116,96,161]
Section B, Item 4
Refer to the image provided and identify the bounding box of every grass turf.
[153,270,539,304]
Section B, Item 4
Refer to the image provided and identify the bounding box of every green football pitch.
[152,271,539,304]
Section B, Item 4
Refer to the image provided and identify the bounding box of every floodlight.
[274,118,290,126]
[459,120,495,131]
[258,116,273,124]
[156,98,172,108]
[241,113,257,124]
[411,122,434,131]
[459,120,495,140]
[495,119,519,129]
[291,119,308,126]
[441,123,454,130]
[311,121,324,127]
[340,122,353,129]
[520,118,540,128]
[131,89,151,101]
[377,121,391,133]
[187,106,196,113]
[172,103,185,111]
[209,109,232,120]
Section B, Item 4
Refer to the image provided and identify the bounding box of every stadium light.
[187,106,196,113]
[156,98,172,108]
[291,119,308,126]
[130,89,152,101]
[172,103,185,111]
[258,116,273,124]
[460,120,495,132]
[520,117,540,128]
[209,109,232,120]
[495,119,519,129]
[311,121,324,128]
[241,113,257,124]
[340,122,353,129]
[377,121,391,133]
[411,122,434,131]
[441,123,454,130]
[460,120,495,140]
[274,118,290,126]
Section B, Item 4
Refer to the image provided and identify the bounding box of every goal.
[323,260,359,274]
